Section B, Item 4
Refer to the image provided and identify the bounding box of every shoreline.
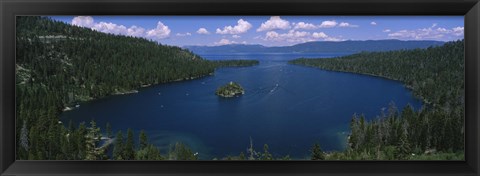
[60,71,216,112]
[290,63,430,106]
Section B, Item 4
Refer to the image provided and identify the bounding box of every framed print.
[1,0,479,175]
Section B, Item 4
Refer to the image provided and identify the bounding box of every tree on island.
[215,81,245,98]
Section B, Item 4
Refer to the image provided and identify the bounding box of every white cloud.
[387,25,464,40]
[370,21,377,25]
[257,16,291,32]
[312,32,328,39]
[324,37,343,42]
[319,20,337,28]
[293,22,317,30]
[196,28,210,34]
[261,30,341,43]
[383,29,391,32]
[214,39,240,45]
[176,32,192,37]
[146,21,171,40]
[436,28,448,32]
[71,16,170,41]
[338,22,359,28]
[263,30,311,43]
[127,26,146,37]
[452,26,464,36]
[264,31,279,40]
[216,19,252,34]
[388,30,416,38]
[72,16,94,27]
[92,22,128,35]
[232,35,241,38]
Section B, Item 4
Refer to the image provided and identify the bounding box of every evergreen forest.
[290,40,465,160]
[15,16,256,160]
[16,16,464,160]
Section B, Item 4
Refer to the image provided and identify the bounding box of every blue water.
[60,53,422,160]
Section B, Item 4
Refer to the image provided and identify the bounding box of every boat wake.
[269,84,279,94]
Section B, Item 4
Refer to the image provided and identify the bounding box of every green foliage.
[279,155,291,160]
[75,122,87,159]
[15,17,259,160]
[261,144,273,160]
[15,16,463,161]
[112,131,124,160]
[139,130,148,150]
[290,40,464,110]
[343,102,463,160]
[15,16,215,160]
[135,144,163,160]
[408,151,464,160]
[311,143,325,160]
[168,142,198,160]
[239,152,246,160]
[215,81,245,97]
[85,120,105,160]
[247,138,258,160]
[124,129,135,160]
[291,40,465,159]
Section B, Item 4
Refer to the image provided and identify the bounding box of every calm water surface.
[60,53,422,159]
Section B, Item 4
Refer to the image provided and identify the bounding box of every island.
[215,81,245,98]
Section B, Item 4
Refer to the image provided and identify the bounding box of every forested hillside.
[15,16,246,160]
[290,41,464,159]
[15,16,463,160]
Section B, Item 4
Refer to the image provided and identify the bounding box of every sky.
[49,16,464,47]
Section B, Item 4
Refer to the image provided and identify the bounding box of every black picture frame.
[1,0,479,175]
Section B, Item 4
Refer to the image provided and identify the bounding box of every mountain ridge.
[184,39,445,54]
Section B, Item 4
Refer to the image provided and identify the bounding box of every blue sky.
[49,16,464,47]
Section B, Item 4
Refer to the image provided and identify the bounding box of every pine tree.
[396,124,411,160]
[124,128,135,160]
[85,120,103,160]
[239,152,246,160]
[261,144,273,160]
[136,144,163,160]
[68,120,75,132]
[112,131,124,160]
[168,142,197,160]
[247,137,256,160]
[311,143,325,160]
[106,123,112,138]
[139,130,148,150]
[349,113,358,149]
[76,122,87,159]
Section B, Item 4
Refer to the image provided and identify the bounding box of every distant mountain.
[185,44,267,54]
[184,40,445,54]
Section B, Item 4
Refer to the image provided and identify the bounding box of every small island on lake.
[216,81,245,98]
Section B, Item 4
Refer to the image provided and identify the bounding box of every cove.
[60,53,422,160]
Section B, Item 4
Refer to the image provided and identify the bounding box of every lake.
[60,53,422,160]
